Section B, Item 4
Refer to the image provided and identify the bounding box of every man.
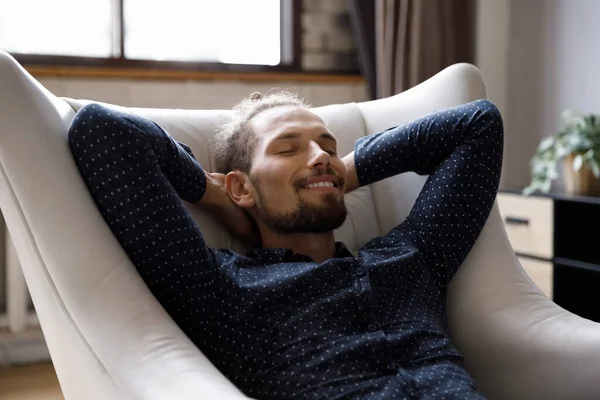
[68,90,503,399]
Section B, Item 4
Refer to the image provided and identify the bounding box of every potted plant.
[523,110,600,196]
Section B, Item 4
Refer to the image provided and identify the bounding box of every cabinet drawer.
[518,256,553,299]
[497,193,553,258]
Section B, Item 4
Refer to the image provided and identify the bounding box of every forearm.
[68,103,220,324]
[383,100,504,283]
[353,99,501,187]
[121,113,208,203]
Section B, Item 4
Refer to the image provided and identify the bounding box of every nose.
[307,141,331,168]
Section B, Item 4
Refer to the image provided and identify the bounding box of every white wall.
[36,76,368,110]
[475,0,512,188]
[475,0,510,118]
[476,0,600,191]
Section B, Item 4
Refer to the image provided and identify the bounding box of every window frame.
[10,0,302,73]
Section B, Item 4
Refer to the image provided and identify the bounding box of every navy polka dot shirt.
[68,99,503,399]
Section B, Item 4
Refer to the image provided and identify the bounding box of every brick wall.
[301,0,359,72]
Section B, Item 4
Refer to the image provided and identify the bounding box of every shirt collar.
[246,241,354,264]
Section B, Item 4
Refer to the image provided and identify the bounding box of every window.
[0,0,300,71]
[0,0,114,58]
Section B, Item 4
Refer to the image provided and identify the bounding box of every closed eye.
[277,149,297,155]
[276,147,336,156]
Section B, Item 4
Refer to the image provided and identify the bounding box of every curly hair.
[212,90,310,174]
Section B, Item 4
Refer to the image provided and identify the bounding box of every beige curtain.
[374,0,474,98]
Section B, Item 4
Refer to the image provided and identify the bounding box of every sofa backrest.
[62,98,383,257]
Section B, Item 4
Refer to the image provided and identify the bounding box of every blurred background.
[1,0,600,398]
[2,0,598,191]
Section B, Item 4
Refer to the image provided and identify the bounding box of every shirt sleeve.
[68,104,219,331]
[353,99,504,284]
[129,117,208,203]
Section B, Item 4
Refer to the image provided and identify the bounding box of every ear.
[225,171,256,209]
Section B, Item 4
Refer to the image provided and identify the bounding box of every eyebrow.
[274,132,337,144]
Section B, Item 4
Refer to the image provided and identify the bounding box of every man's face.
[247,106,347,235]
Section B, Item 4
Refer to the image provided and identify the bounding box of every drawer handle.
[505,216,530,226]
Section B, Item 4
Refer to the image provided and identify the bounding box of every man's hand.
[343,152,360,194]
[196,172,261,247]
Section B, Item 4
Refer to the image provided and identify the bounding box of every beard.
[251,171,348,235]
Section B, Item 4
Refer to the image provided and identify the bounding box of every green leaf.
[532,161,549,176]
[522,185,536,196]
[529,111,600,189]
[573,154,583,171]
[541,179,552,193]
[538,136,555,152]
[523,181,542,195]
[555,145,570,158]
[523,175,552,195]
[547,161,559,180]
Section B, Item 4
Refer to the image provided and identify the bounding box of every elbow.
[474,99,504,141]
[478,99,503,123]
[68,103,111,149]
[68,103,140,159]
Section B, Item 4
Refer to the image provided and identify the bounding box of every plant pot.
[563,154,600,196]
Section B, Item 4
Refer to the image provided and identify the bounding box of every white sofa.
[1,50,599,400]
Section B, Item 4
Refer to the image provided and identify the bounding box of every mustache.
[295,167,345,188]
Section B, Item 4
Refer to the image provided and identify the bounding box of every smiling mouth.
[301,181,337,189]
[300,182,339,193]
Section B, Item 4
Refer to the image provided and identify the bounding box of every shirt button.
[386,361,398,370]
[368,323,378,331]
[355,267,365,276]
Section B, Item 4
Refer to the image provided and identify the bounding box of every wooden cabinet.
[497,189,600,322]
[497,194,553,259]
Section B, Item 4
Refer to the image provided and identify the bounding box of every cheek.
[253,163,298,198]
[332,159,347,179]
